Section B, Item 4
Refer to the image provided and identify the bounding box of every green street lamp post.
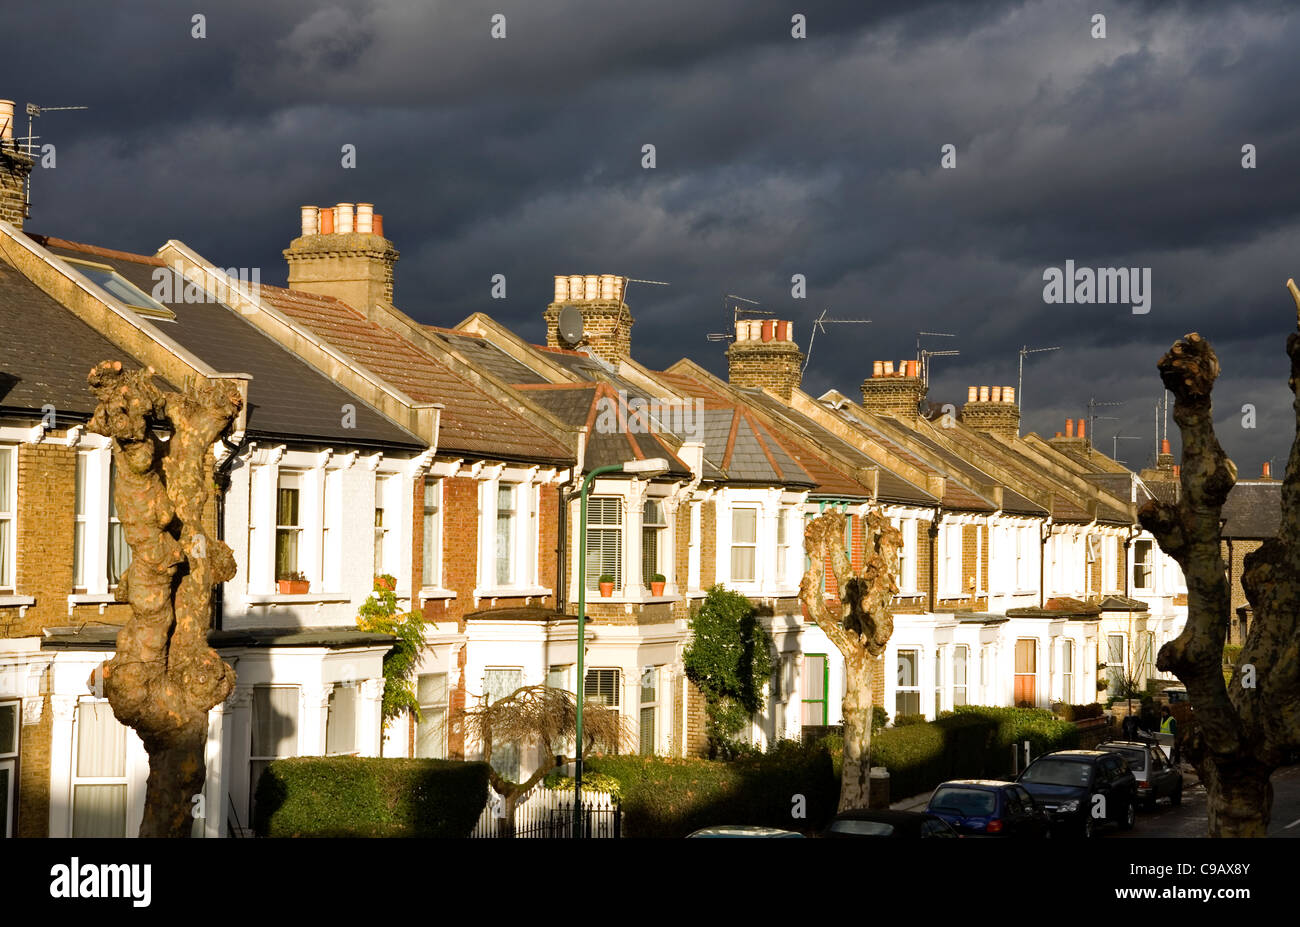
[573,457,668,837]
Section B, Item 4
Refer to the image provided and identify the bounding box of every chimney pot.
[356,203,374,234]
[968,386,977,402]
[1263,461,1272,479]
[372,214,383,237]
[906,360,918,378]
[761,319,775,342]
[899,360,908,377]
[883,361,895,376]
[1161,439,1171,455]
[554,276,568,302]
[990,386,1002,403]
[1077,418,1086,440]
[335,203,355,234]
[873,361,884,378]
[599,274,615,300]
[1174,465,1181,479]
[1065,419,1075,438]
[1003,386,1015,404]
[318,206,335,234]
[1055,431,1063,438]
[979,386,990,402]
[0,100,12,142]
[300,206,319,237]
[583,275,599,300]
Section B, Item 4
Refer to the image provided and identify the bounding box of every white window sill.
[418,587,457,601]
[587,592,682,605]
[245,592,352,606]
[68,593,119,615]
[0,595,36,608]
[473,586,552,600]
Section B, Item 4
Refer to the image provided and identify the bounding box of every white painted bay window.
[275,472,303,582]
[250,685,299,822]
[325,684,357,756]
[639,666,658,755]
[107,458,131,589]
[641,499,666,586]
[953,645,968,707]
[416,673,447,759]
[776,508,789,585]
[1133,539,1154,591]
[940,522,963,597]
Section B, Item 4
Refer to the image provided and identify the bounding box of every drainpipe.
[928,506,941,613]
[1123,524,1141,599]
[1039,517,1055,608]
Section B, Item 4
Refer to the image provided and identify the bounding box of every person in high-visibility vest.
[1160,706,1179,764]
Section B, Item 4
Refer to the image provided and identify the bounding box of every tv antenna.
[1086,397,1123,455]
[1017,344,1061,417]
[19,103,89,218]
[916,331,959,389]
[707,294,770,343]
[802,307,872,374]
[1111,434,1142,465]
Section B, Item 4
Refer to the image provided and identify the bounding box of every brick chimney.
[0,101,33,230]
[544,274,634,365]
[960,384,1020,439]
[727,318,803,400]
[861,357,926,419]
[284,203,399,315]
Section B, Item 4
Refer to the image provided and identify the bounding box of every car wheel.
[1170,785,1182,807]
[1120,800,1136,830]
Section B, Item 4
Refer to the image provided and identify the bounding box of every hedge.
[254,756,490,837]
[586,741,838,837]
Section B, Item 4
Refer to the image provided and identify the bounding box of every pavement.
[892,763,1300,836]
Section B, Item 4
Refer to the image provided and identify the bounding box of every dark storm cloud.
[4,0,1300,473]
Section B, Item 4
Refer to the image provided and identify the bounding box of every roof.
[1220,480,1280,539]
[37,238,422,449]
[257,284,571,464]
[0,258,162,418]
[1097,595,1149,612]
[515,382,692,478]
[431,330,550,386]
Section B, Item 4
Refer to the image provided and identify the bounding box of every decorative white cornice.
[299,684,333,709]
[25,420,48,444]
[359,678,385,700]
[64,424,85,447]
[317,447,334,469]
[22,695,43,725]
[481,463,505,482]
[467,460,486,480]
[50,695,78,722]
[365,452,384,472]
[336,450,359,471]
[429,458,463,478]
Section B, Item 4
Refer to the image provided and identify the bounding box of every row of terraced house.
[0,106,1194,837]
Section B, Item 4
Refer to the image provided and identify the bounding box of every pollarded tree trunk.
[800,509,902,811]
[86,361,242,837]
[1139,302,1300,836]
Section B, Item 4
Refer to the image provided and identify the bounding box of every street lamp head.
[622,457,669,476]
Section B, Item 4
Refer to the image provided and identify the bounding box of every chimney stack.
[960,383,1021,440]
[727,318,803,400]
[0,100,34,230]
[284,202,399,315]
[860,357,927,420]
[544,274,634,364]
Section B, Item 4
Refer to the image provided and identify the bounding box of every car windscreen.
[1021,759,1093,787]
[1110,748,1146,771]
[828,819,896,837]
[929,787,997,816]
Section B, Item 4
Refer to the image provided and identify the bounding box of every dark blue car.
[925,779,1052,837]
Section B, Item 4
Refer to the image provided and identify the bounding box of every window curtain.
[72,701,128,838]
[416,673,448,759]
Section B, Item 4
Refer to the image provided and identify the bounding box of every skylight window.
[64,257,176,321]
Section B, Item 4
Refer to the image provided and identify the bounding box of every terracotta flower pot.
[599,581,615,598]
[650,581,666,596]
[278,579,310,594]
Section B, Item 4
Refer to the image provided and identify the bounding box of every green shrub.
[893,713,928,727]
[1058,702,1104,722]
[587,742,838,837]
[254,756,489,837]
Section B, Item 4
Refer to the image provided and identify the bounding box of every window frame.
[249,684,300,823]
[70,698,130,838]
[0,445,12,591]
[641,498,666,587]
[275,471,303,583]
[801,654,829,726]
[415,672,449,759]
[1062,638,1075,704]
[730,505,759,584]
[896,649,921,719]
[586,496,623,592]
[1133,539,1154,591]
[0,699,19,838]
[421,477,443,590]
[639,666,658,756]
[325,684,358,756]
[953,644,968,707]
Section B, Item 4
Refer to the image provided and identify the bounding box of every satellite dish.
[557,305,584,346]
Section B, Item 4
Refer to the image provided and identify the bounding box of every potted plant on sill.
[649,573,666,597]
[598,574,615,598]
[278,571,309,594]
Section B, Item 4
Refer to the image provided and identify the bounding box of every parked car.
[926,779,1052,837]
[1017,750,1137,837]
[686,825,805,837]
[1097,740,1183,809]
[821,809,959,838]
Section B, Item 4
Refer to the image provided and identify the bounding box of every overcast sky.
[6,0,1300,473]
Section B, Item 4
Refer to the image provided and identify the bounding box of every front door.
[484,669,524,782]
[1014,640,1037,708]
